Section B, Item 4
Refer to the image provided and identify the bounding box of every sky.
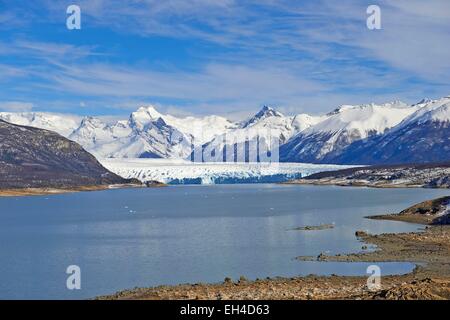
[0,0,449,118]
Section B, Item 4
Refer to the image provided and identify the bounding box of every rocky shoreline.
[0,183,150,197]
[285,162,450,189]
[98,196,450,300]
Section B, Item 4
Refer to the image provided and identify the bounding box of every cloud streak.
[0,101,34,112]
[37,0,450,80]
[0,0,449,116]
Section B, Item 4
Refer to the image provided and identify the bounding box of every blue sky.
[0,0,449,118]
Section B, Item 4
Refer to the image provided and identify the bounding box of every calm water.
[0,184,448,299]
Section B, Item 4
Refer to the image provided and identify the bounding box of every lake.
[0,184,448,299]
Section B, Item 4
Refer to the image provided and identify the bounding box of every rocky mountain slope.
[0,119,133,189]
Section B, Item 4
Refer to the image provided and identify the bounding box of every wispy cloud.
[0,39,101,61]
[0,101,34,112]
[0,0,449,116]
[35,0,450,80]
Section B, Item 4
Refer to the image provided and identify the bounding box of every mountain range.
[1,95,449,165]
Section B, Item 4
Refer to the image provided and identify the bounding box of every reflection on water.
[0,184,448,299]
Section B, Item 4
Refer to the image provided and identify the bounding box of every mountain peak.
[129,106,164,130]
[326,105,354,116]
[258,105,282,116]
[80,116,105,128]
[135,105,163,119]
[243,105,283,128]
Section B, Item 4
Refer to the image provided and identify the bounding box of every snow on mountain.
[331,96,450,165]
[71,110,190,159]
[280,101,419,163]
[307,100,413,138]
[69,117,130,150]
[240,107,292,144]
[0,106,231,159]
[396,97,450,127]
[0,105,320,162]
[0,112,81,136]
[242,106,322,143]
[192,106,321,162]
[291,113,325,132]
[241,105,284,128]
[163,114,237,144]
[68,117,132,158]
[2,96,450,165]
[128,106,236,143]
[52,105,234,159]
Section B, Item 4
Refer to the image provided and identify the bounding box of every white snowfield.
[100,158,355,184]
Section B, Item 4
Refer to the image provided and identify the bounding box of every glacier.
[100,158,356,185]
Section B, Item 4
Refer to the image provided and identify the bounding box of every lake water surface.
[0,184,448,299]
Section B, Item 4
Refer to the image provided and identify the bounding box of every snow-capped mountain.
[241,105,284,128]
[280,101,419,163]
[69,117,131,151]
[1,95,450,165]
[241,106,322,143]
[69,106,228,159]
[116,107,192,158]
[161,113,237,145]
[0,112,81,136]
[330,96,450,164]
[192,106,321,162]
